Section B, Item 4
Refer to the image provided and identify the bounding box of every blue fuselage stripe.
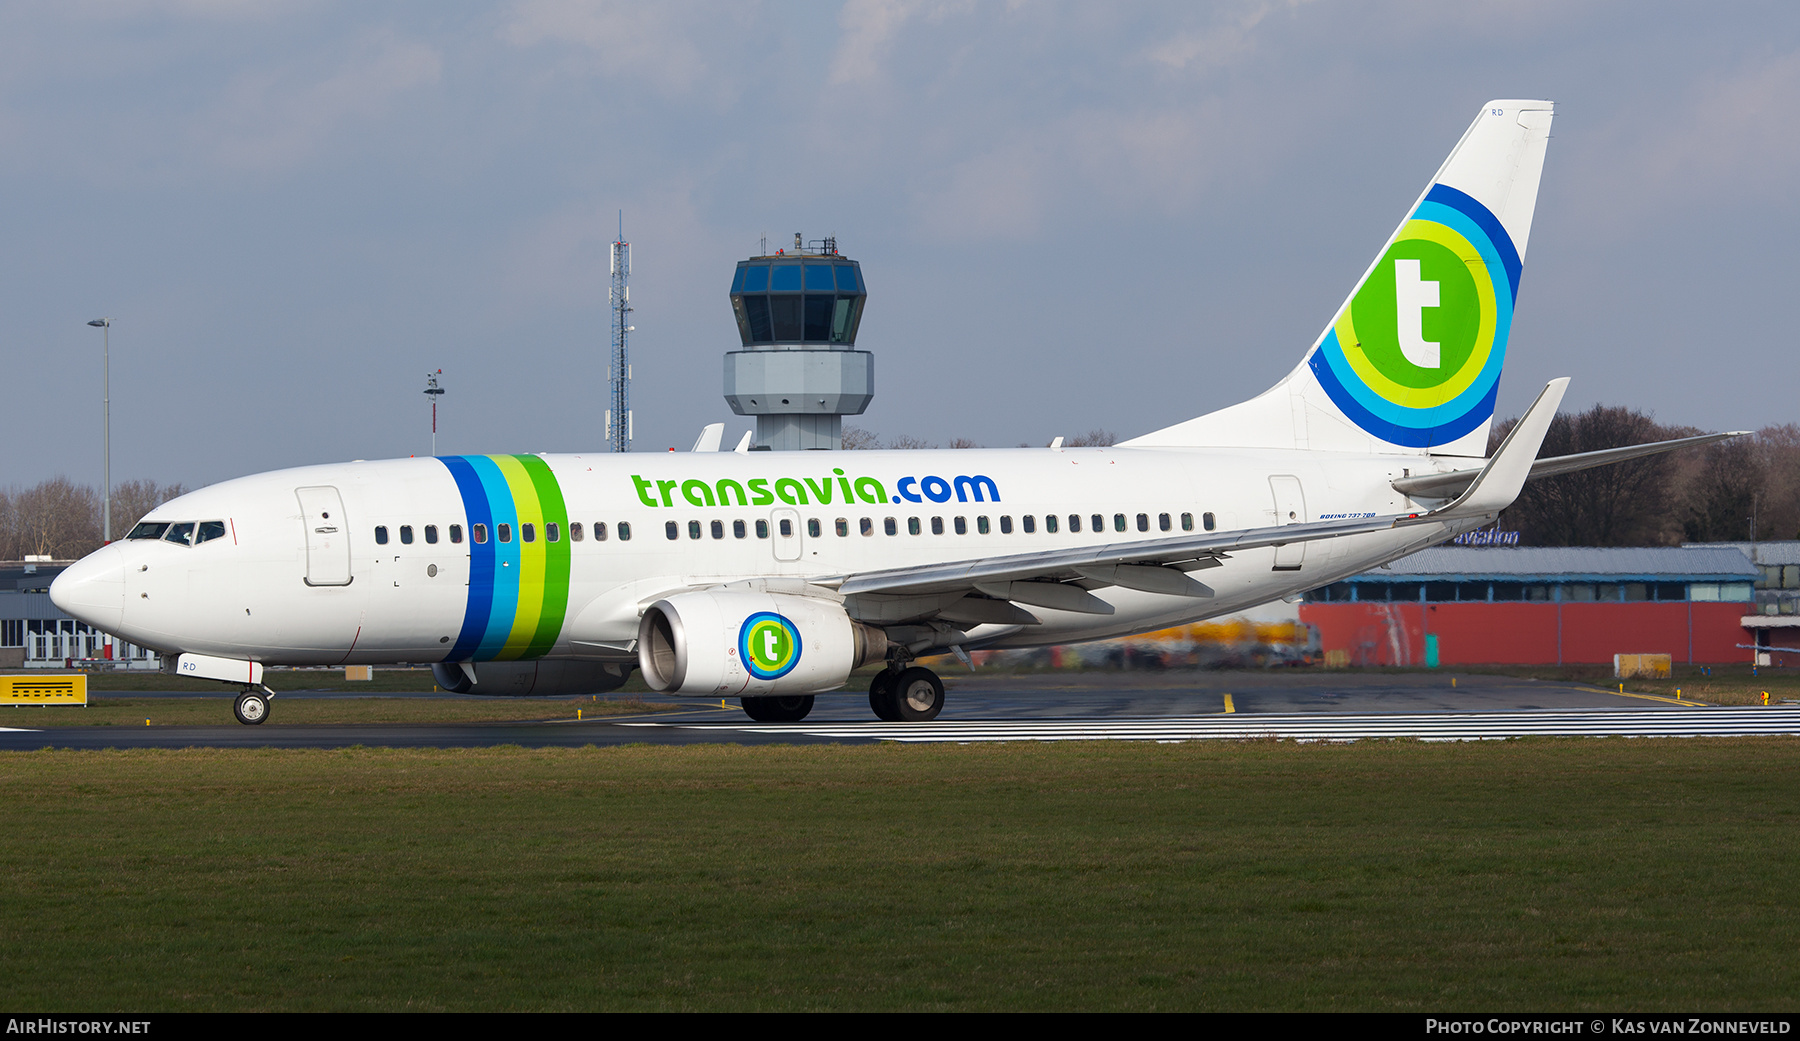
[439,456,495,662]
[465,454,520,659]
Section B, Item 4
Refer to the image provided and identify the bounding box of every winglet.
[1403,377,1569,523]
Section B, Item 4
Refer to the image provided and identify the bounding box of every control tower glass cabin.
[723,240,873,450]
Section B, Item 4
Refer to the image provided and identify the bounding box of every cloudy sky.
[3,1,1797,490]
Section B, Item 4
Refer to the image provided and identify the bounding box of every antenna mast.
[606,213,633,453]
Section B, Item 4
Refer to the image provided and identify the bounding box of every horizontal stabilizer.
[1392,429,1750,499]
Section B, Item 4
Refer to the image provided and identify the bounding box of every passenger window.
[836,518,848,537]
[1181,513,1194,532]
[426,524,440,544]
[884,517,897,536]
[999,516,1011,534]
[807,519,821,538]
[374,526,389,545]
[472,524,486,544]
[1094,514,1107,533]
[666,521,679,541]
[569,523,582,542]
[1068,514,1080,533]
[196,521,227,544]
[1136,514,1148,532]
[779,519,793,537]
[618,522,632,541]
[521,523,535,543]
[688,521,702,540]
[400,525,414,545]
[498,524,513,544]
[954,517,967,535]
[908,517,921,535]
[1114,514,1126,532]
[977,516,990,535]
[546,522,560,543]
[931,517,944,535]
[1159,513,1171,532]
[595,522,608,541]
[450,524,463,544]
[1046,515,1058,533]
[711,520,724,539]
[860,517,873,536]
[1203,512,1216,531]
[734,519,747,539]
[1023,515,1035,533]
[757,519,770,539]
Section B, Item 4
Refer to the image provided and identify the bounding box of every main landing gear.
[741,695,815,723]
[233,688,271,726]
[868,665,944,722]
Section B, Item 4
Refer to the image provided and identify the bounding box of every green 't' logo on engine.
[739,612,801,680]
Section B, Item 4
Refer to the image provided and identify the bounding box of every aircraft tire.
[233,691,269,726]
[741,694,814,723]
[892,667,944,722]
[868,671,901,721]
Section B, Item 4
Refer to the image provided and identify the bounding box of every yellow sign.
[1614,654,1672,680]
[1,675,88,705]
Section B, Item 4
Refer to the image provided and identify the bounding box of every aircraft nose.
[49,543,126,632]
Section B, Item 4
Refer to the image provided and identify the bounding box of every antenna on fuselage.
[424,369,445,456]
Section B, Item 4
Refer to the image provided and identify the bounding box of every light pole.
[424,369,445,456]
[86,318,112,542]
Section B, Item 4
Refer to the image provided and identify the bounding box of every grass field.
[3,739,1798,1011]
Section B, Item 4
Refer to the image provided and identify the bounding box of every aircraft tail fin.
[1122,100,1554,456]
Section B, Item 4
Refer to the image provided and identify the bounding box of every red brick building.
[1300,546,1759,666]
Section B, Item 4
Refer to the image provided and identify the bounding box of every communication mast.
[606,214,634,453]
[423,368,445,456]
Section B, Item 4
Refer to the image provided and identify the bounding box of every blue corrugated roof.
[1350,545,1757,581]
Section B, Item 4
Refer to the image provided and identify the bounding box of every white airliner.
[49,99,1737,725]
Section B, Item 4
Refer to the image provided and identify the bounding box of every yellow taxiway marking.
[1587,687,1711,707]
[1222,693,1235,714]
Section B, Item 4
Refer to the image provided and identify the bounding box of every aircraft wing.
[834,513,1409,606]
[835,378,1569,619]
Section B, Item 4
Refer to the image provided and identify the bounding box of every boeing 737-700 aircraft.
[49,99,1739,725]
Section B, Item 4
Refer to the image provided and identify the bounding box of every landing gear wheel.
[868,671,901,722]
[233,690,269,726]
[741,694,814,723]
[892,667,944,722]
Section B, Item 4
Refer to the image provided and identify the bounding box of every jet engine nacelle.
[429,660,632,697]
[637,590,887,695]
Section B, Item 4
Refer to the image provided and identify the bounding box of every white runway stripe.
[627,707,1800,743]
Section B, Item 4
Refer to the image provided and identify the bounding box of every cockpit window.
[163,522,195,547]
[127,522,169,540]
[195,521,227,545]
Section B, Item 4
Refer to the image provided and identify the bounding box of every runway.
[0,671,1795,749]
[643,706,1800,743]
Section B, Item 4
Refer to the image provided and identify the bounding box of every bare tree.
[1491,405,1683,546]
[886,434,937,450]
[946,437,981,449]
[11,478,101,560]
[1064,429,1117,447]
[840,425,880,450]
[1681,437,1767,543]
[110,480,187,534]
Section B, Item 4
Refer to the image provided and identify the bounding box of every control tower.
[723,234,872,450]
